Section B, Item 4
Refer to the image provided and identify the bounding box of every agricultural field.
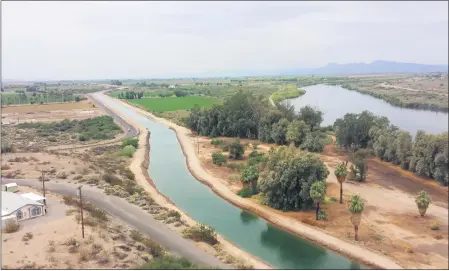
[127,96,220,113]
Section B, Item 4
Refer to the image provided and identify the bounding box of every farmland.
[126,96,220,113]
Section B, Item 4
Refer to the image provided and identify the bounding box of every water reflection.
[240,211,259,225]
[260,224,328,269]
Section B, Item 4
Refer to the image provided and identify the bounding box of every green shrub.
[317,210,328,221]
[122,138,139,148]
[183,223,218,245]
[431,223,440,231]
[226,163,244,171]
[237,188,253,198]
[228,141,245,159]
[120,145,136,157]
[211,139,224,146]
[212,152,227,166]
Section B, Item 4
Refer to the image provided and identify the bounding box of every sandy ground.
[109,95,403,269]
[1,101,103,125]
[1,152,90,180]
[97,95,272,269]
[1,187,149,269]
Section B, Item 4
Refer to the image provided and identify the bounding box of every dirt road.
[1,178,229,269]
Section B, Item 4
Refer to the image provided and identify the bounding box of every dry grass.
[3,221,20,233]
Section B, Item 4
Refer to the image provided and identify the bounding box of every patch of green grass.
[137,255,217,269]
[127,96,220,113]
[271,85,306,102]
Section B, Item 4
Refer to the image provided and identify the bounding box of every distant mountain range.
[279,60,448,76]
[3,61,448,83]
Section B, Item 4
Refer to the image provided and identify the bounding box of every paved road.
[86,92,139,139]
[2,178,229,269]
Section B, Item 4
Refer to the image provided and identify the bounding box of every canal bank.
[95,92,402,269]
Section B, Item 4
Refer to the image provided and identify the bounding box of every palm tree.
[415,190,431,217]
[348,194,364,241]
[334,162,348,204]
[310,181,327,220]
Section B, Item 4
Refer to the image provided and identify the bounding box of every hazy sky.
[2,1,448,80]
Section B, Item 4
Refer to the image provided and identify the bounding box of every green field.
[127,96,220,112]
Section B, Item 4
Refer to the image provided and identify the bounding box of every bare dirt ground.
[1,187,152,269]
[1,101,103,125]
[187,134,448,269]
[379,75,448,97]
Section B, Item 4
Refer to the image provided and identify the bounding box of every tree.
[259,149,329,211]
[415,190,431,217]
[298,106,323,131]
[270,118,289,145]
[228,141,245,160]
[350,149,370,181]
[212,152,227,166]
[174,90,187,97]
[348,194,364,241]
[241,165,259,194]
[301,133,324,153]
[310,181,327,220]
[334,162,348,203]
[286,120,310,146]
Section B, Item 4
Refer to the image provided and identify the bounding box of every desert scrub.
[18,116,121,141]
[3,221,20,233]
[317,210,328,221]
[22,232,34,241]
[137,255,208,269]
[211,139,224,145]
[183,223,218,245]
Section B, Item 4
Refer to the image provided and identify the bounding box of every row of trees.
[118,91,144,99]
[187,91,328,153]
[334,111,448,185]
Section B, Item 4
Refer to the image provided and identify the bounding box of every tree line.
[117,90,188,100]
[186,91,330,153]
[334,111,448,186]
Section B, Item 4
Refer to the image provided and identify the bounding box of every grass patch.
[127,96,220,113]
[271,85,305,103]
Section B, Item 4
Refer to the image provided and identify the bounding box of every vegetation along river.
[289,84,448,135]
[95,93,366,269]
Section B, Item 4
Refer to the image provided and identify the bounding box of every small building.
[1,191,45,227]
[168,85,176,89]
[3,183,18,193]
[20,193,46,205]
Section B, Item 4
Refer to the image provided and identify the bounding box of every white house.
[3,183,18,193]
[1,191,45,228]
[20,193,46,205]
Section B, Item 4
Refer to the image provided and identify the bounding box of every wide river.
[289,84,448,135]
[94,93,366,269]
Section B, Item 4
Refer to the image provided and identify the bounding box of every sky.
[2,1,448,80]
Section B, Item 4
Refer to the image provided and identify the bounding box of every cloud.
[2,1,448,80]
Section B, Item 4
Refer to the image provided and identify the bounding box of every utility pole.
[77,185,85,238]
[40,170,47,206]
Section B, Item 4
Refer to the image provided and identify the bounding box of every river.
[93,93,365,269]
[289,84,448,135]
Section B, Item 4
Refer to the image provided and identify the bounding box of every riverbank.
[270,87,305,103]
[110,95,403,269]
[95,93,272,270]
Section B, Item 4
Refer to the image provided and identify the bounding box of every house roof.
[4,183,17,187]
[1,191,43,217]
[20,193,46,202]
